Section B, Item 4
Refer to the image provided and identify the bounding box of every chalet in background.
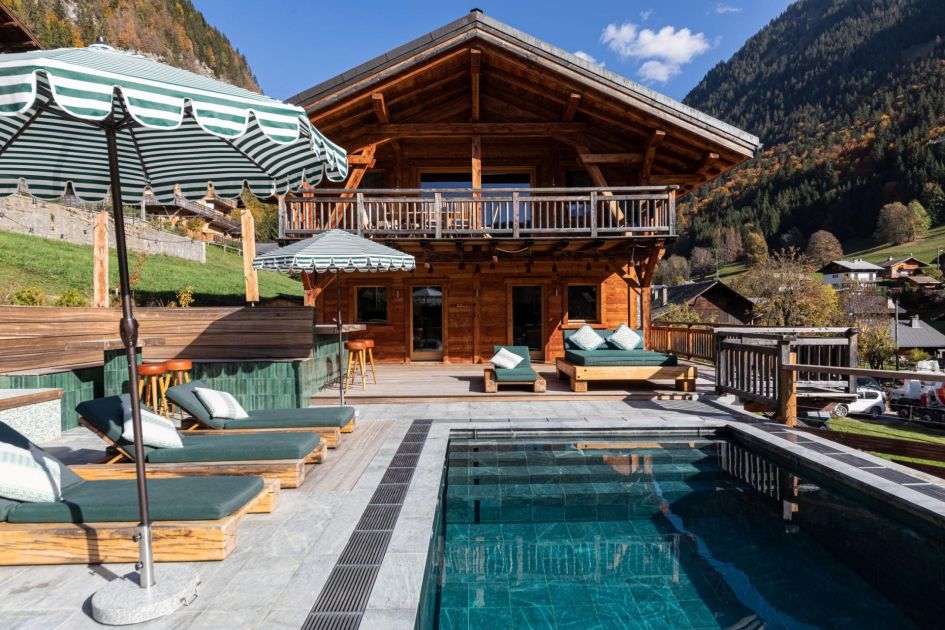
[284,10,760,363]
[651,280,755,325]
[879,255,930,280]
[818,259,883,288]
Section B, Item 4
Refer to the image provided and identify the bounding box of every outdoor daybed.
[484,345,547,393]
[166,380,355,448]
[0,424,271,565]
[555,327,697,392]
[76,395,325,489]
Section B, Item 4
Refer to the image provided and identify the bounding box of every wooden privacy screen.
[0,306,315,374]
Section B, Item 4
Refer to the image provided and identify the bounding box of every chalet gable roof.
[657,280,754,311]
[289,9,760,159]
[880,255,929,268]
[0,2,40,53]
[817,259,884,274]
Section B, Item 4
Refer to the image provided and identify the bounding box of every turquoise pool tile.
[546,583,595,607]
[637,598,695,629]
[553,604,603,630]
[508,581,552,608]
[468,582,511,609]
[510,606,555,630]
[596,606,649,630]
[440,607,468,630]
[467,606,513,629]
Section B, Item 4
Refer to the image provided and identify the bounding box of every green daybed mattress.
[166,380,355,429]
[0,423,264,524]
[492,345,539,382]
[76,395,321,463]
[564,349,678,367]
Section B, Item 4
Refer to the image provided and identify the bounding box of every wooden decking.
[311,361,712,404]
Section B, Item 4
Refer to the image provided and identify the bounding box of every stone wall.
[0,194,206,263]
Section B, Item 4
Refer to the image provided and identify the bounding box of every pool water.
[419,434,945,629]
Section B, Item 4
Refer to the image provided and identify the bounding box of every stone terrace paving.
[3,396,945,629]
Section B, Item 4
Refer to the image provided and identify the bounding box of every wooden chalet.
[879,255,929,279]
[284,10,760,363]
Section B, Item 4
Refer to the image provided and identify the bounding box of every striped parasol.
[254,230,414,408]
[0,43,348,202]
[253,229,416,273]
[0,41,347,617]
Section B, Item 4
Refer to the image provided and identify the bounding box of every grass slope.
[0,230,301,306]
[828,416,945,471]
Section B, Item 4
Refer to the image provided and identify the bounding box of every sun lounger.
[0,423,271,565]
[76,395,325,488]
[165,380,356,448]
[484,345,546,393]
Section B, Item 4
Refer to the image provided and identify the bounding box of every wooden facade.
[286,10,760,363]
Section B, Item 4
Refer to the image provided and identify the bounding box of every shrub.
[53,288,90,307]
[9,286,47,306]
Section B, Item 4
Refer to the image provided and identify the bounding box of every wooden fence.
[0,306,316,374]
[648,323,715,362]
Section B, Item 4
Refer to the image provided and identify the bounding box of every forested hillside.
[6,0,258,91]
[678,0,945,253]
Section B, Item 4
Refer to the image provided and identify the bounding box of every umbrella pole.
[105,124,155,589]
[337,272,345,407]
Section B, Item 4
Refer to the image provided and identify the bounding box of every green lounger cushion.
[564,349,678,367]
[76,395,320,462]
[491,345,538,382]
[166,380,355,429]
[0,422,85,492]
[6,476,264,524]
[145,432,320,463]
[494,367,539,382]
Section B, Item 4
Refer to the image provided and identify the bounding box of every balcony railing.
[143,192,241,233]
[282,186,676,239]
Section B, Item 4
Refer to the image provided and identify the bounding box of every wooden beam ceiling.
[578,153,643,164]
[640,130,666,185]
[364,122,585,138]
[562,93,581,122]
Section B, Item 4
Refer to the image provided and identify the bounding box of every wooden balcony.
[282,186,675,240]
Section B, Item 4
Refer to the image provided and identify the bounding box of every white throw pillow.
[0,442,62,502]
[608,324,643,350]
[122,408,183,449]
[194,387,250,420]
[490,347,524,370]
[569,324,605,351]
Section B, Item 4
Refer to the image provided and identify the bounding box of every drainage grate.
[302,420,432,630]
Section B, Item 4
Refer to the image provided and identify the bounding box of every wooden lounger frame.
[555,359,697,393]
[0,485,268,565]
[179,417,356,448]
[79,418,325,489]
[483,368,546,393]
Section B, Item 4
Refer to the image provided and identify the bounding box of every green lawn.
[845,225,945,266]
[827,416,945,470]
[0,230,301,306]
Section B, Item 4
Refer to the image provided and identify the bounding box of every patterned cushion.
[490,347,524,370]
[608,324,643,350]
[122,408,183,449]
[569,324,605,351]
[0,442,62,502]
[194,388,250,420]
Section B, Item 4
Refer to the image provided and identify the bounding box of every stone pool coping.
[347,414,945,629]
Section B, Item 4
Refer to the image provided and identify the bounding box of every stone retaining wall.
[0,194,206,262]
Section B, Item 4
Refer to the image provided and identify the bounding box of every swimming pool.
[416,430,945,629]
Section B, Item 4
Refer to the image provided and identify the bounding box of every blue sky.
[193,1,793,102]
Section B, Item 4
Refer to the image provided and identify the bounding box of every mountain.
[679,0,945,253]
[6,0,258,91]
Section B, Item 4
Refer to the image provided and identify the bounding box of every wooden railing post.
[589,191,598,237]
[777,338,797,426]
[434,192,443,239]
[686,324,693,359]
[512,191,520,238]
[92,211,109,308]
[846,327,859,394]
[355,192,365,236]
[715,332,725,394]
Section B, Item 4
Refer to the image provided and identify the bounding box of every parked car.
[835,387,886,418]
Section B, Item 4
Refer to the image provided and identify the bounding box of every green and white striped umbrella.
[0,43,348,203]
[253,229,416,273]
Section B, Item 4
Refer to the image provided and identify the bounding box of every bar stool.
[163,359,193,418]
[362,339,378,384]
[137,362,168,416]
[344,340,369,391]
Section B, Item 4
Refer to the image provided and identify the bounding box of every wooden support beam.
[470,49,481,122]
[301,272,336,307]
[471,136,482,190]
[696,152,720,175]
[347,152,376,167]
[370,92,390,124]
[330,144,377,226]
[240,210,259,304]
[364,122,584,138]
[92,211,109,308]
[641,129,667,185]
[577,152,643,164]
[562,93,581,122]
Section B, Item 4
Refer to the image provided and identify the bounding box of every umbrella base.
[91,565,199,625]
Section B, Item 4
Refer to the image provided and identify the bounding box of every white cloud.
[573,50,604,67]
[602,23,710,63]
[639,9,653,21]
[715,3,742,14]
[638,60,680,82]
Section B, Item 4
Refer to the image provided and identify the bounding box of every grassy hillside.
[0,230,301,306]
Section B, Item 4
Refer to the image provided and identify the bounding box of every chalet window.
[356,287,388,324]
[567,284,599,322]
